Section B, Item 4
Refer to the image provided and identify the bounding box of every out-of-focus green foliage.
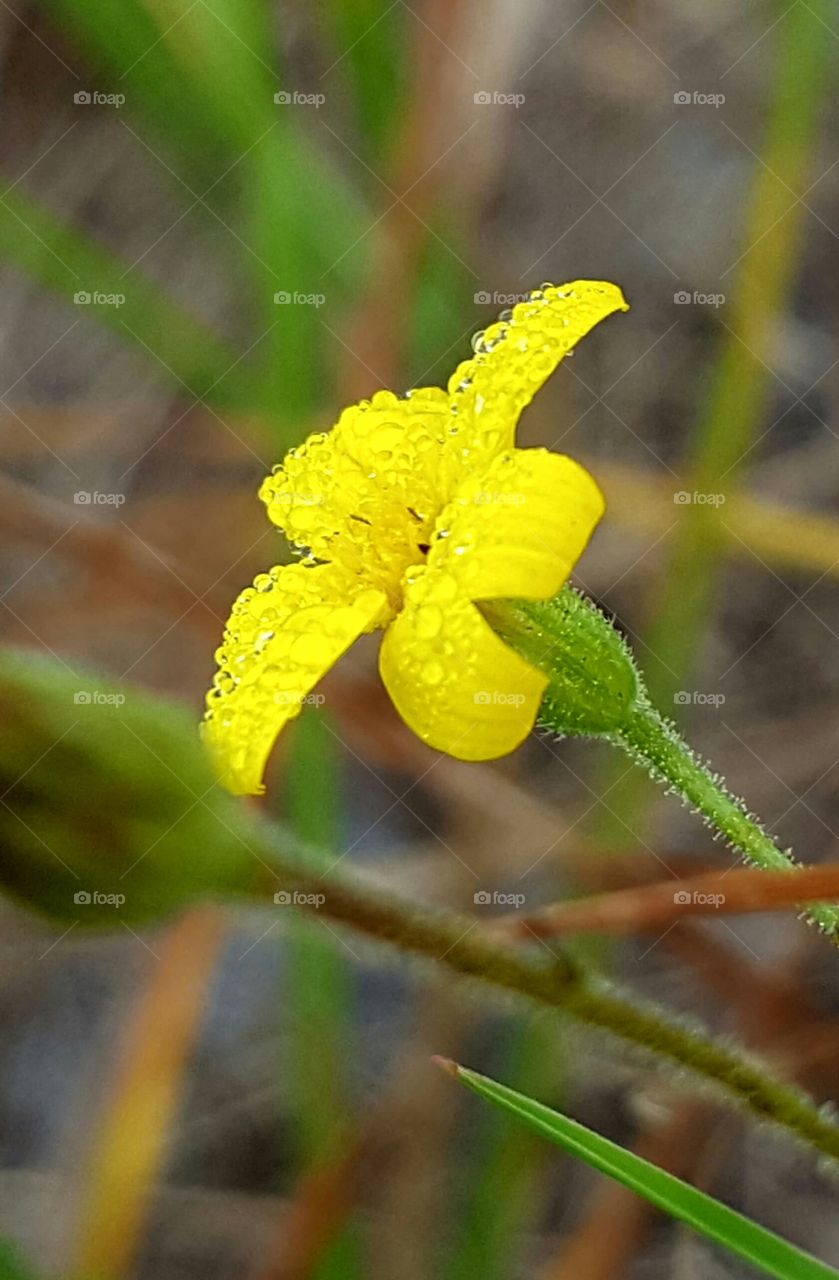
[0,188,249,404]
[0,1242,42,1280]
[0,652,261,924]
[317,1,408,162]
[284,710,363,1279]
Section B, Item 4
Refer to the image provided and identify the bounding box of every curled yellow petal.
[379,565,548,761]
[202,562,387,795]
[430,447,604,602]
[444,280,629,471]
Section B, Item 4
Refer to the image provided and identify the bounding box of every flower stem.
[611,701,839,938]
[252,830,839,1165]
[491,588,839,940]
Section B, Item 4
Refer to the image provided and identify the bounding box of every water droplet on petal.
[416,605,443,639]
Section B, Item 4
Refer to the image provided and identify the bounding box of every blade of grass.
[444,1021,561,1280]
[157,0,328,438]
[597,0,833,844]
[41,0,230,181]
[0,1243,42,1280]
[136,0,368,438]
[283,708,363,1278]
[318,1,408,163]
[37,0,371,441]
[0,187,250,403]
[439,1061,839,1280]
[644,0,833,701]
[593,459,839,582]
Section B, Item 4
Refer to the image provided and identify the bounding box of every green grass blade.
[443,1063,839,1280]
[595,0,833,847]
[444,1022,561,1280]
[48,0,371,277]
[0,1242,41,1280]
[41,0,246,171]
[643,0,832,703]
[283,709,363,1278]
[38,0,372,439]
[318,0,408,162]
[0,187,250,403]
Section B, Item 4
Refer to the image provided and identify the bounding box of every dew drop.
[416,605,443,639]
[422,660,444,686]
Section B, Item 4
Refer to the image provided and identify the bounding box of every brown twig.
[491,863,839,941]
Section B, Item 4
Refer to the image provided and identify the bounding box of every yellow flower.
[203,281,628,794]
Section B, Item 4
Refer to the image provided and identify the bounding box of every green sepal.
[485,586,641,737]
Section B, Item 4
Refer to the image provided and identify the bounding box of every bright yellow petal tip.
[203,280,628,791]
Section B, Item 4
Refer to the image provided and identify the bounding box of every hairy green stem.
[612,703,839,938]
[609,706,839,936]
[253,831,839,1165]
[491,589,839,939]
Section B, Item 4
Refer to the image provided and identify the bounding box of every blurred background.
[1,0,839,1276]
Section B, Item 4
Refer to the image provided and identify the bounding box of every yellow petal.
[429,447,604,602]
[258,389,451,599]
[444,280,629,471]
[379,566,548,761]
[202,562,387,795]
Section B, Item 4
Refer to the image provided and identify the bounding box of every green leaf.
[442,1062,839,1280]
